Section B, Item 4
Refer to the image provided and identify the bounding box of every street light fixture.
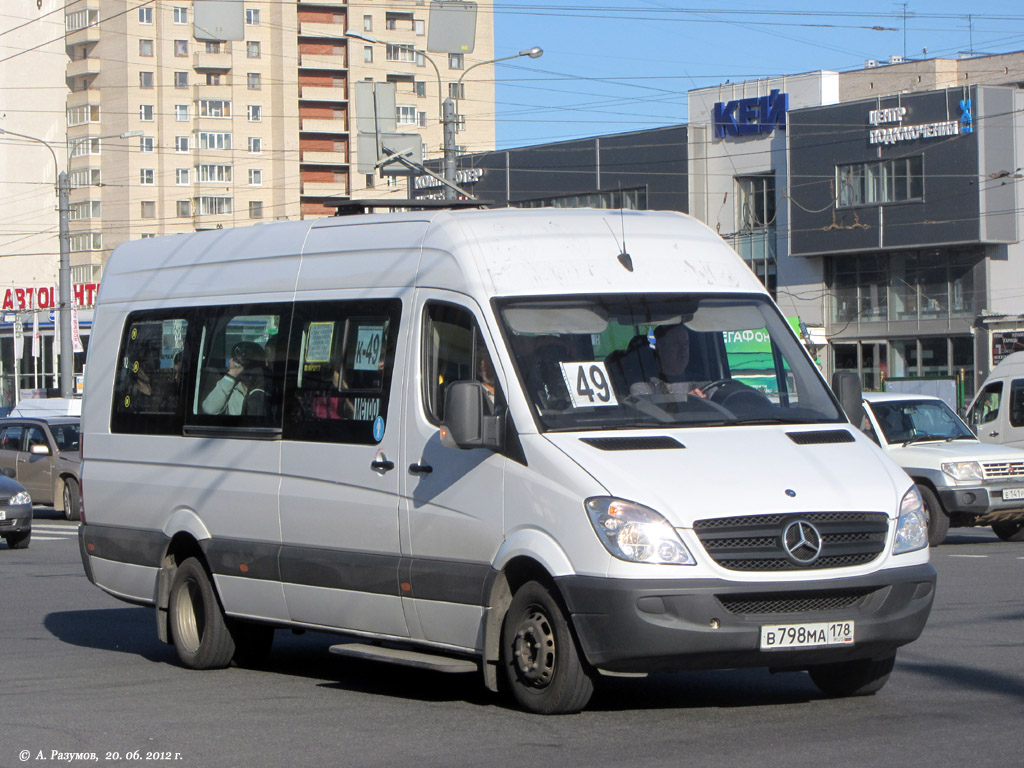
[0,127,142,399]
[342,31,542,199]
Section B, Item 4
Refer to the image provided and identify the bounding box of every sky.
[488,1,1024,149]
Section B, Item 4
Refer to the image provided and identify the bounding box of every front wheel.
[168,557,235,669]
[808,654,896,697]
[992,520,1024,542]
[63,478,81,522]
[501,580,594,715]
[4,530,31,549]
[916,484,949,547]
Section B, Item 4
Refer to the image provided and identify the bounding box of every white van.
[967,351,1024,451]
[79,208,935,714]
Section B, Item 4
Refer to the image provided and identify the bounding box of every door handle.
[370,459,395,472]
[989,430,1000,437]
[409,462,433,475]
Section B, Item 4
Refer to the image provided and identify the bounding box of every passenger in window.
[477,353,503,414]
[312,361,353,420]
[202,341,267,416]
[632,323,706,398]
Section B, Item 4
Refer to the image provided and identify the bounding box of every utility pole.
[57,170,73,398]
[442,97,458,200]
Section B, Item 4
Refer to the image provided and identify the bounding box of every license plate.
[760,621,855,650]
[1002,488,1024,500]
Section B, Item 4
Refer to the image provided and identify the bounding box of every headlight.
[893,486,928,555]
[585,497,696,565]
[941,461,984,482]
[11,491,31,506]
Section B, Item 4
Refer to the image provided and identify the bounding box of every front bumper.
[937,485,1024,522]
[556,563,936,673]
[0,502,33,536]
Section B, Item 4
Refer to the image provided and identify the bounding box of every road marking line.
[949,554,988,558]
[25,536,71,541]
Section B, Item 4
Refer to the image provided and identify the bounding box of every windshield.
[495,293,844,431]
[868,399,974,444]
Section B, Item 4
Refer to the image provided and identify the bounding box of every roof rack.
[327,198,491,216]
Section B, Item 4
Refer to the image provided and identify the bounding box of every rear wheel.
[501,580,594,715]
[63,478,81,522]
[917,484,949,547]
[992,520,1024,542]
[4,530,31,549]
[168,557,235,669]
[809,654,896,697]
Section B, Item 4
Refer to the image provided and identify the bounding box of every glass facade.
[829,249,981,324]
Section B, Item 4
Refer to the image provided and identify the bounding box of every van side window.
[112,311,190,435]
[283,299,401,444]
[968,382,1003,426]
[422,302,503,424]
[189,306,287,429]
[1010,380,1024,428]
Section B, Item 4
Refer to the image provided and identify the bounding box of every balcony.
[66,56,101,79]
[299,86,348,103]
[301,181,350,197]
[299,53,346,70]
[65,25,100,48]
[193,50,232,71]
[192,85,233,102]
[301,118,348,134]
[301,150,349,165]
[299,21,347,39]
[66,90,101,110]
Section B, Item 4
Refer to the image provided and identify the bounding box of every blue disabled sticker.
[373,416,385,442]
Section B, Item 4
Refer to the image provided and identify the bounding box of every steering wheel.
[702,379,773,411]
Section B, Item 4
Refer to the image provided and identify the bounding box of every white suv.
[861,392,1024,545]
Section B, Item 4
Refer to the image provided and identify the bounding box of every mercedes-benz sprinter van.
[79,208,935,714]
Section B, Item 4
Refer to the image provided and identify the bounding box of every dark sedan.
[0,470,32,549]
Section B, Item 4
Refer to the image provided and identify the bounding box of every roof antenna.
[611,189,633,272]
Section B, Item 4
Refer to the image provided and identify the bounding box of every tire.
[63,478,81,522]
[808,654,896,698]
[501,580,594,715]
[917,484,949,547]
[4,530,31,549]
[228,620,275,668]
[168,557,235,669]
[992,520,1024,542]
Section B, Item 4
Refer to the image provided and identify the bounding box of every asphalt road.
[3,511,1022,768]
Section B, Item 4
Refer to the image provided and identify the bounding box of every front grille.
[983,461,1024,478]
[717,589,875,615]
[693,512,889,571]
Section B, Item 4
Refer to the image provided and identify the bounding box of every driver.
[631,323,706,397]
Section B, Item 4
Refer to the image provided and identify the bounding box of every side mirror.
[440,381,504,452]
[29,443,51,456]
[831,370,864,427]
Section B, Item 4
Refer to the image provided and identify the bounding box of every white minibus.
[79,208,935,714]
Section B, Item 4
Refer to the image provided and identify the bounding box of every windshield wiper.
[902,434,944,446]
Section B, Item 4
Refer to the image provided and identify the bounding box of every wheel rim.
[172,578,203,653]
[63,485,72,519]
[512,606,556,688]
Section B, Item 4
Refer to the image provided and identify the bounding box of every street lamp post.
[0,128,141,398]
[343,32,541,199]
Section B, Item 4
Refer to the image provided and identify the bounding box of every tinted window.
[113,311,191,435]
[189,305,288,430]
[283,299,401,444]
[50,423,80,451]
[422,302,503,425]
[1,425,24,451]
[1010,380,1024,428]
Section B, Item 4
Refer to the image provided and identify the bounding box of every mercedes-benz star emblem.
[782,520,823,564]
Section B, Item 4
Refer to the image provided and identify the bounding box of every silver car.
[0,471,32,549]
[0,417,82,521]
